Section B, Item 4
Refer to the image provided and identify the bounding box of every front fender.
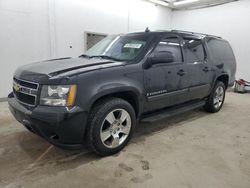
[75,63,144,114]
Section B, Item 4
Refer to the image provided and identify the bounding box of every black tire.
[204,81,226,113]
[86,98,136,156]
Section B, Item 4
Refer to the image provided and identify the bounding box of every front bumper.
[8,93,88,149]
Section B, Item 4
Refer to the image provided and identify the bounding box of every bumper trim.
[8,95,88,149]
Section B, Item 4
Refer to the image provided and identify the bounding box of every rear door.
[183,37,214,100]
[143,35,188,112]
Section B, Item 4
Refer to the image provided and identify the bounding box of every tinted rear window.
[206,38,235,64]
[183,38,205,63]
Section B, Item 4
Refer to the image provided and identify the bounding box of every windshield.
[85,34,151,61]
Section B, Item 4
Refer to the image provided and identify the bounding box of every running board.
[140,100,206,123]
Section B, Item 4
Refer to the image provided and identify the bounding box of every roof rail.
[155,30,170,32]
[171,30,222,39]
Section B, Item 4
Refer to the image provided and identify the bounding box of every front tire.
[86,98,136,156]
[204,81,226,113]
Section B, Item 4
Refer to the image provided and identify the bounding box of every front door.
[143,36,188,113]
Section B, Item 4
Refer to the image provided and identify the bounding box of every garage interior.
[0,0,250,187]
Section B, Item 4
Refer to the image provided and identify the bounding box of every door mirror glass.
[150,51,175,64]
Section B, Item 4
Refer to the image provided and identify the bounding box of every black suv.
[8,30,236,156]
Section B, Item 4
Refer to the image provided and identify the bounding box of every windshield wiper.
[79,54,91,58]
[90,55,121,61]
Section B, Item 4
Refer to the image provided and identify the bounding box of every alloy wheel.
[213,86,224,109]
[100,108,131,148]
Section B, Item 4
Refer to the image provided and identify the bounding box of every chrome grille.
[13,78,39,106]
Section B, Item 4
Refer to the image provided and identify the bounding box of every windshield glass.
[85,34,151,61]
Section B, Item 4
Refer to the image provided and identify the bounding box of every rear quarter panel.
[204,37,236,87]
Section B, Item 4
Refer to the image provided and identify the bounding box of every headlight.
[40,85,77,106]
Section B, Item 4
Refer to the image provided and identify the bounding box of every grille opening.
[13,78,39,106]
[14,78,38,89]
[14,91,36,105]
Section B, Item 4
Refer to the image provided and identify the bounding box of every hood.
[14,57,125,82]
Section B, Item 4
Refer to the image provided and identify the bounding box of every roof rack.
[171,30,222,39]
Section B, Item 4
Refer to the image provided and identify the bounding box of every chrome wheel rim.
[100,108,131,148]
[213,86,224,109]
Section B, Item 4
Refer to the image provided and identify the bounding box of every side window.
[154,37,182,63]
[184,38,205,63]
[206,38,235,65]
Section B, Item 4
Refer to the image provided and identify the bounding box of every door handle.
[177,69,186,76]
[203,67,210,72]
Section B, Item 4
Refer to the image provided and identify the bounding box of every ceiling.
[149,0,239,10]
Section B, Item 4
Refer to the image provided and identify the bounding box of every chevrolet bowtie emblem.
[14,83,20,92]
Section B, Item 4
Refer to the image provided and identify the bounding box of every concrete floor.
[0,92,250,188]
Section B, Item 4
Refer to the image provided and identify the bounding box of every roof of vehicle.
[171,30,222,39]
[127,29,223,40]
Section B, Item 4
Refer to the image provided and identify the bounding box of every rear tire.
[86,98,136,156]
[204,81,226,113]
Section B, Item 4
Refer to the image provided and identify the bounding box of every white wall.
[171,0,250,81]
[54,0,172,57]
[0,0,51,98]
[0,0,172,98]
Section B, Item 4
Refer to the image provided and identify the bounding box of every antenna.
[145,27,150,32]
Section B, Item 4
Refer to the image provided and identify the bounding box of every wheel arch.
[208,74,229,96]
[216,74,229,89]
[89,87,142,118]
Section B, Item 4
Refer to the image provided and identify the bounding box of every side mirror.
[150,51,175,65]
